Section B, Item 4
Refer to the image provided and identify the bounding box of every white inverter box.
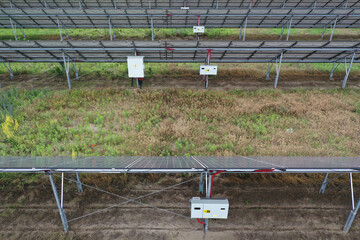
[193,26,205,33]
[200,65,218,75]
[190,197,229,219]
[127,56,145,78]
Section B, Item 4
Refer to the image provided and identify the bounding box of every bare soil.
[0,174,359,240]
[1,71,360,90]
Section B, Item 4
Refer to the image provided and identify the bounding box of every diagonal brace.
[319,173,344,194]
[274,51,284,88]
[342,52,356,89]
[62,51,72,90]
[49,173,69,232]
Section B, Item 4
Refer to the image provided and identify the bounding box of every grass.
[1,28,359,41]
[1,88,360,157]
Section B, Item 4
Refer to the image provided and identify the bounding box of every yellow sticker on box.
[204,210,210,213]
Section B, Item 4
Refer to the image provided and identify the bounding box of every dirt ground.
[0,174,359,240]
[1,71,360,90]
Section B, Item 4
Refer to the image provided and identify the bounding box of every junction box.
[193,26,205,33]
[127,56,145,78]
[200,65,218,75]
[190,197,229,219]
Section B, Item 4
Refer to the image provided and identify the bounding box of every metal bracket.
[49,173,69,232]
[75,173,83,193]
[330,62,341,79]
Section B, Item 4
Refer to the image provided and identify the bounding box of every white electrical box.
[200,65,218,75]
[193,26,205,33]
[127,56,145,78]
[190,197,229,219]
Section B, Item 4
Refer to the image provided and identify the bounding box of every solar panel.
[1,0,360,9]
[0,156,359,173]
[1,8,360,29]
[0,40,359,63]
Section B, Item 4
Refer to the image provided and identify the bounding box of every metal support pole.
[62,52,72,90]
[72,61,79,81]
[61,172,64,208]
[330,62,340,79]
[312,0,317,9]
[319,173,329,194]
[266,62,273,80]
[321,25,326,40]
[109,18,113,41]
[329,17,337,41]
[240,17,248,41]
[57,17,63,41]
[9,18,18,41]
[76,172,83,193]
[350,173,355,211]
[49,173,69,232]
[205,173,212,231]
[199,172,204,194]
[342,52,355,89]
[274,52,283,88]
[2,61,14,82]
[286,17,293,41]
[151,17,155,41]
[343,173,359,233]
[20,28,26,39]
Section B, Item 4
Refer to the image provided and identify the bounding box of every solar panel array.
[1,40,359,63]
[1,8,360,29]
[0,156,359,173]
[1,0,360,9]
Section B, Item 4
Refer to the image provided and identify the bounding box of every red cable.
[197,218,205,224]
[210,170,226,198]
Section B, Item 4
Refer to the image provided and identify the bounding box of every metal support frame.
[1,61,14,86]
[274,51,284,88]
[266,62,273,80]
[56,17,68,41]
[280,17,293,41]
[150,17,155,41]
[239,16,248,41]
[71,61,79,81]
[199,172,204,194]
[75,172,83,193]
[344,173,360,233]
[108,18,116,41]
[321,17,337,41]
[342,52,356,89]
[62,51,72,90]
[49,173,69,232]
[204,172,212,231]
[319,173,344,194]
[330,62,341,79]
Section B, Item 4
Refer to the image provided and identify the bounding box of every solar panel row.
[0,156,359,173]
[1,0,359,9]
[0,40,359,63]
[1,8,359,28]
